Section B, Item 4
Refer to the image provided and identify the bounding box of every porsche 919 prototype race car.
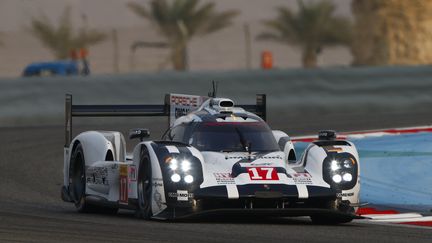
[61,93,362,223]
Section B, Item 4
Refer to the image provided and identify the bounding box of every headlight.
[343,173,352,182]
[323,155,358,190]
[343,159,353,168]
[332,174,342,183]
[171,173,181,183]
[169,158,178,170]
[184,175,194,183]
[181,160,191,172]
[330,160,340,171]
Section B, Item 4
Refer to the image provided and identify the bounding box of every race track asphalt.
[1,110,432,242]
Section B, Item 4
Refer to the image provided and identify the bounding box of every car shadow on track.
[110,210,360,227]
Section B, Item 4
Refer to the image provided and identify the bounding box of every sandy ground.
[0,0,352,77]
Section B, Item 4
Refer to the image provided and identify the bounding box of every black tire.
[310,200,353,225]
[70,143,93,213]
[70,143,119,214]
[136,147,153,219]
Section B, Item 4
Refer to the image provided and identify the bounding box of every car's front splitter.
[153,207,365,221]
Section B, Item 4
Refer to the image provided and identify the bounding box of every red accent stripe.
[356,207,399,215]
[292,138,315,143]
[383,128,432,134]
[203,122,262,126]
[292,126,432,143]
[398,221,432,227]
[346,127,432,135]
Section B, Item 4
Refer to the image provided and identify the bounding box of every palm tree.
[351,0,432,66]
[29,7,107,60]
[258,0,351,68]
[127,0,239,71]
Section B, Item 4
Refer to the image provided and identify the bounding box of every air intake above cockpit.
[210,98,235,109]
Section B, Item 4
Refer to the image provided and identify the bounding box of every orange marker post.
[261,51,273,70]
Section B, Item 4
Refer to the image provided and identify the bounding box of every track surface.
[1,112,432,242]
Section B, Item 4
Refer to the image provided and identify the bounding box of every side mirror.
[129,128,150,141]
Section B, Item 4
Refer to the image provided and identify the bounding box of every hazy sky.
[0,0,351,31]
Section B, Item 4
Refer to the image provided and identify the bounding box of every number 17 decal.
[247,167,279,180]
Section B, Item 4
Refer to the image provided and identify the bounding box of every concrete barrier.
[1,65,432,126]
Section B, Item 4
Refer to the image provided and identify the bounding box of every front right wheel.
[136,148,153,219]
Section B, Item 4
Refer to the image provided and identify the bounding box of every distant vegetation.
[29,7,108,60]
[351,0,432,66]
[127,0,239,71]
[258,0,351,68]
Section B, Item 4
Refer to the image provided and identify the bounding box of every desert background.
[0,0,351,77]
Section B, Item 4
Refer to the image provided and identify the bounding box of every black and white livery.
[61,93,361,223]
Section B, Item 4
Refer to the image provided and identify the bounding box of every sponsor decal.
[247,167,279,180]
[247,162,273,166]
[169,94,206,126]
[86,167,109,185]
[214,173,235,184]
[177,190,188,201]
[119,165,128,177]
[175,108,190,119]
[337,192,355,197]
[119,164,128,204]
[171,95,199,107]
[226,155,283,160]
[168,191,193,201]
[128,165,137,182]
[152,178,163,188]
[291,173,313,185]
[153,190,163,210]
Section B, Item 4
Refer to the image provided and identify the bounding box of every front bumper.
[156,184,353,220]
[193,184,337,200]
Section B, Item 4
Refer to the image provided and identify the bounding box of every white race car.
[61,93,361,223]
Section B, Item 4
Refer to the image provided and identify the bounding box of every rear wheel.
[70,143,92,212]
[136,148,153,219]
[70,143,118,214]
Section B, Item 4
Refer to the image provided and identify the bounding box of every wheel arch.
[132,141,170,217]
[73,131,116,166]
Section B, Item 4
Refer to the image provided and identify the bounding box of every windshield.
[186,122,280,152]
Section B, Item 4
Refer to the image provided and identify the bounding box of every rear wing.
[65,93,266,147]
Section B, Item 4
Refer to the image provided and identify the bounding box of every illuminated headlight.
[184,175,194,184]
[343,159,353,169]
[343,173,353,182]
[324,156,357,190]
[169,158,178,170]
[332,174,342,183]
[171,173,181,183]
[181,160,191,172]
[330,160,340,171]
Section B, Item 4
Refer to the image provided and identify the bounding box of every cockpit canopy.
[165,121,280,152]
